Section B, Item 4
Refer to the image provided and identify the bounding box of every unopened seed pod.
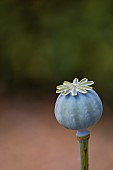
[54,78,103,130]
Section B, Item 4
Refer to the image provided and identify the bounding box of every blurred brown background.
[0,0,113,169]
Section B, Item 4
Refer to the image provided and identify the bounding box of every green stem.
[76,130,90,170]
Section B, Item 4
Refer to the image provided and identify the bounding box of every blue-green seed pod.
[54,78,103,130]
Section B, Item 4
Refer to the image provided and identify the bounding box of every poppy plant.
[54,78,103,170]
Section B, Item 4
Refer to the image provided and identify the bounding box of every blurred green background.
[0,0,113,100]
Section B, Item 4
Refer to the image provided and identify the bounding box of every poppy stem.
[76,130,90,170]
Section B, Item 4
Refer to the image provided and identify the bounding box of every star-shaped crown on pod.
[56,78,94,96]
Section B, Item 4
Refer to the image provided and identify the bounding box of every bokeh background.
[0,0,113,170]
